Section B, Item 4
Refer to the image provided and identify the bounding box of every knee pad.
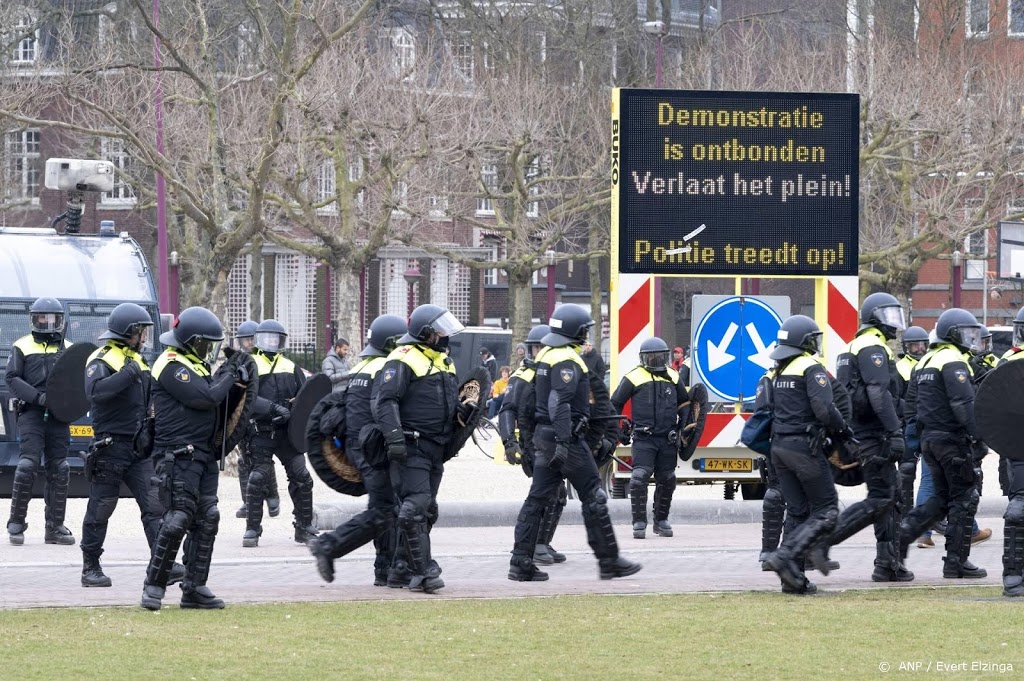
[293,466,314,492]
[583,487,609,516]
[247,467,270,497]
[654,469,676,487]
[14,457,37,481]
[965,487,981,515]
[162,509,191,539]
[45,458,69,479]
[198,497,220,534]
[630,467,652,487]
[94,497,119,523]
[764,486,784,505]
[1005,496,1024,526]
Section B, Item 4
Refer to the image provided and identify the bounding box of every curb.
[314,496,1008,531]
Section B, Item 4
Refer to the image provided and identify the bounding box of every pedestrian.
[611,336,688,539]
[141,306,248,610]
[81,303,185,587]
[480,347,498,380]
[374,304,464,593]
[762,315,853,594]
[242,319,318,548]
[308,314,408,586]
[507,304,641,582]
[323,338,352,392]
[580,338,606,377]
[510,342,527,372]
[5,297,76,546]
[487,366,510,419]
[232,320,280,521]
[899,308,987,580]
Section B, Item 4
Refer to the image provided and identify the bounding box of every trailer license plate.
[70,425,94,438]
[701,458,752,472]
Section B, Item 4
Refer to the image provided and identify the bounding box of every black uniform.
[245,349,313,542]
[144,349,235,599]
[5,334,74,544]
[999,349,1024,596]
[765,353,847,592]
[313,354,398,584]
[498,358,567,564]
[81,343,163,567]
[373,343,458,592]
[895,354,921,515]
[508,346,639,581]
[900,344,985,577]
[754,368,785,562]
[611,365,687,536]
[831,327,909,581]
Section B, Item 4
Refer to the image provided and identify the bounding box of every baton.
[219,395,229,471]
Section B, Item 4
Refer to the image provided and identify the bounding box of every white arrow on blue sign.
[691,296,788,403]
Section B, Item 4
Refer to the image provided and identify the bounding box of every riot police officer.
[762,316,852,594]
[969,325,999,384]
[141,307,246,610]
[243,319,317,547]
[499,325,567,565]
[896,325,929,517]
[373,304,464,593]
[233,320,280,520]
[309,314,407,585]
[508,304,641,582]
[754,364,784,566]
[611,336,687,539]
[996,307,1024,595]
[826,292,912,582]
[5,297,76,546]
[899,308,987,579]
[81,303,185,587]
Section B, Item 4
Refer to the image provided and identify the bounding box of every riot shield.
[288,373,332,453]
[214,352,258,457]
[977,360,1024,461]
[444,366,493,462]
[305,390,366,497]
[676,382,708,462]
[45,342,96,423]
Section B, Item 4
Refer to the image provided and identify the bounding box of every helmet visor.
[1015,322,1024,348]
[256,332,287,353]
[31,312,65,334]
[874,305,907,332]
[955,326,983,351]
[641,351,670,370]
[904,340,928,359]
[430,311,465,338]
[805,332,824,356]
[188,337,224,366]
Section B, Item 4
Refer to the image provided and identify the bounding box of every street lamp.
[403,263,421,317]
[643,19,666,335]
[952,249,963,309]
[545,250,557,319]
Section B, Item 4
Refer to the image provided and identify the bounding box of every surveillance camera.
[44,158,115,193]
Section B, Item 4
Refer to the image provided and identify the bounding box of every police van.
[0,224,163,498]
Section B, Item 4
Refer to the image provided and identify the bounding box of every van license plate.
[700,458,752,472]
[70,425,94,438]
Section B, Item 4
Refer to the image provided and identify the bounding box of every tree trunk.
[336,264,364,354]
[588,222,604,339]
[508,268,534,345]
[249,237,263,321]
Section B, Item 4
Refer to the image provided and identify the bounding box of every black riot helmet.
[901,325,929,360]
[160,306,225,366]
[99,303,153,351]
[769,315,823,361]
[235,320,258,352]
[255,319,288,355]
[361,314,408,358]
[525,324,549,359]
[859,292,907,339]
[542,305,595,348]
[1014,306,1024,347]
[973,325,993,356]
[399,304,465,350]
[639,336,671,371]
[29,297,65,340]
[935,308,982,352]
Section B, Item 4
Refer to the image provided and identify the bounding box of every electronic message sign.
[611,89,859,277]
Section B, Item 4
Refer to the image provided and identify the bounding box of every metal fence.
[284,342,327,375]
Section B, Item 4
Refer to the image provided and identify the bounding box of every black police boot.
[235,504,247,519]
[872,541,914,582]
[180,583,225,609]
[409,561,445,594]
[387,560,413,588]
[533,544,555,566]
[168,562,187,586]
[943,509,986,579]
[944,557,988,579]
[599,556,643,580]
[308,536,336,583]
[294,522,319,544]
[546,545,566,563]
[374,568,388,587]
[508,554,549,582]
[760,486,786,565]
[632,521,646,540]
[806,542,834,576]
[81,554,113,588]
[781,561,818,595]
[268,496,281,518]
[630,483,648,539]
[44,522,76,545]
[1002,523,1024,597]
[653,520,673,537]
[7,521,27,546]
[242,527,261,548]
[652,476,674,537]
[140,583,165,611]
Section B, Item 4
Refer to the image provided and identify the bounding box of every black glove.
[969,438,988,463]
[270,403,291,426]
[235,363,251,384]
[617,419,633,445]
[121,359,142,382]
[839,425,857,443]
[551,441,570,471]
[886,429,905,463]
[455,401,476,428]
[384,430,407,465]
[503,439,522,466]
[36,392,47,408]
[594,437,617,468]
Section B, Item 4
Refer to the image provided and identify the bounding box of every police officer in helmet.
[243,319,317,548]
[611,336,687,540]
[373,304,464,593]
[499,324,568,565]
[894,325,929,516]
[762,315,852,594]
[5,297,76,546]
[232,320,281,520]
[309,314,407,585]
[508,304,641,582]
[994,306,1024,595]
[968,325,998,384]
[899,308,987,579]
[81,303,185,587]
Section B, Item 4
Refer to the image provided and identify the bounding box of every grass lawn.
[1,588,1021,680]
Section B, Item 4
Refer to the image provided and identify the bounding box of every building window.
[428,194,448,216]
[476,162,497,216]
[8,12,38,64]
[482,41,497,77]
[4,129,40,201]
[451,33,473,81]
[482,237,500,286]
[385,28,415,80]
[964,230,988,281]
[968,0,990,36]
[100,138,135,205]
[317,161,337,215]
[1012,0,1024,35]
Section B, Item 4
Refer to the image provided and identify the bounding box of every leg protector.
[146,509,191,588]
[537,484,565,546]
[183,497,219,588]
[288,464,316,530]
[1001,517,1024,596]
[512,500,545,558]
[321,507,394,559]
[236,454,251,518]
[581,488,619,561]
[944,487,983,577]
[653,469,675,522]
[629,468,651,527]
[7,457,37,529]
[267,461,281,502]
[245,465,271,532]
[760,486,786,559]
[828,497,889,547]
[43,458,70,526]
